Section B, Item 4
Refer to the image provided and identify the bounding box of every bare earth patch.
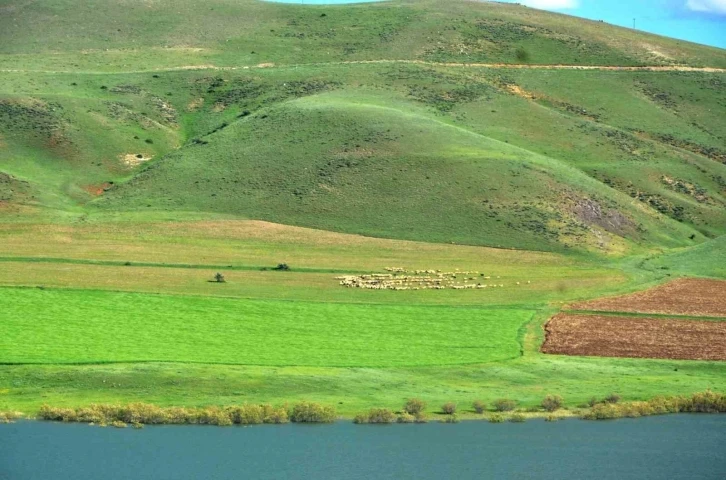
[570,278,726,318]
[120,153,153,168]
[82,182,112,197]
[542,313,726,361]
[187,97,204,112]
[506,84,537,99]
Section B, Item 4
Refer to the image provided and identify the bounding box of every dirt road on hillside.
[2,59,725,75]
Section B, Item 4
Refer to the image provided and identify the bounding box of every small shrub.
[289,402,336,423]
[261,404,288,424]
[228,404,263,425]
[110,421,127,428]
[0,411,22,423]
[509,413,526,423]
[38,405,77,422]
[199,407,233,426]
[213,272,226,283]
[440,414,459,424]
[166,406,194,424]
[541,395,564,412]
[273,263,290,271]
[396,412,414,423]
[413,413,428,424]
[648,396,680,415]
[582,403,621,420]
[404,398,426,415]
[355,408,395,424]
[367,408,396,424]
[493,399,517,412]
[472,400,487,414]
[131,422,144,429]
[588,397,599,407]
[353,413,369,424]
[545,414,559,422]
[624,401,654,418]
[688,390,726,413]
[604,393,621,404]
[488,414,505,423]
[441,402,457,415]
[515,46,530,62]
[119,403,169,424]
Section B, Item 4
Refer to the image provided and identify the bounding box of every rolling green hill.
[1,60,723,252]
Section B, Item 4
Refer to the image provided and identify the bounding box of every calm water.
[1,415,725,480]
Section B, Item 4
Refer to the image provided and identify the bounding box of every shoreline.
[3,391,723,428]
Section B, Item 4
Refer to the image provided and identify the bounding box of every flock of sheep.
[336,268,530,291]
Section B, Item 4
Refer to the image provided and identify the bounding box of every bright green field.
[0,288,533,367]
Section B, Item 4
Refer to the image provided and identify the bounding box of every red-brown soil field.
[569,278,726,318]
[542,313,726,361]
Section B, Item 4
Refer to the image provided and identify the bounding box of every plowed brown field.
[569,278,726,318]
[542,314,726,361]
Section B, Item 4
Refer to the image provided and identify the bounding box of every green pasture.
[0,287,533,367]
[2,321,724,416]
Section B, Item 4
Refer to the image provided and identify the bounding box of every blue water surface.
[2,415,725,480]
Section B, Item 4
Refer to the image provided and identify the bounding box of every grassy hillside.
[2,0,726,70]
[2,62,724,251]
[1,1,724,252]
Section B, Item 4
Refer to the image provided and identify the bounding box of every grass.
[2,62,722,253]
[0,219,630,306]
[2,0,725,70]
[640,235,726,278]
[95,88,701,252]
[2,352,724,417]
[0,287,534,367]
[2,51,723,252]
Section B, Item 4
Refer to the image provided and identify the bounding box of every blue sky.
[498,0,726,49]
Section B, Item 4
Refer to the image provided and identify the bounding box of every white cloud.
[521,0,580,9]
[686,0,726,14]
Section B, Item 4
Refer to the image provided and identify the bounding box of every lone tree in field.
[214,272,226,283]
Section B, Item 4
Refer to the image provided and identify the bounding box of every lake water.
[2,415,725,480]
